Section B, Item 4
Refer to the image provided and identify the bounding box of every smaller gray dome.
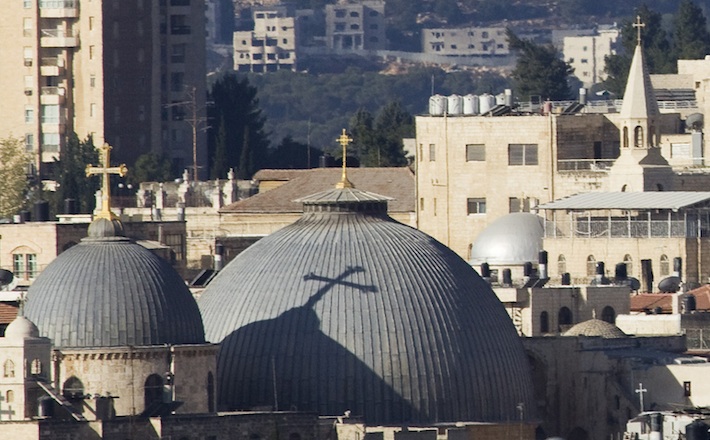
[5,315,40,340]
[469,213,544,265]
[564,319,627,338]
[87,217,125,239]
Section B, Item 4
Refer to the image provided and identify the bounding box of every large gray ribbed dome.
[469,213,544,266]
[199,187,534,425]
[25,219,205,348]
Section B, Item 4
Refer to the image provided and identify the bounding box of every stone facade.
[0,332,52,421]
[54,344,218,418]
[422,27,509,57]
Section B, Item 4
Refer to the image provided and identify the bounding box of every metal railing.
[41,28,76,38]
[41,57,64,67]
[41,86,66,96]
[39,0,77,8]
[557,159,615,172]
[545,219,696,238]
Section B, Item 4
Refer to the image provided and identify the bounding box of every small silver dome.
[469,213,544,266]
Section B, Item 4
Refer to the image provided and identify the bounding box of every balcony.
[40,57,65,76]
[39,0,79,18]
[40,87,66,105]
[40,28,78,48]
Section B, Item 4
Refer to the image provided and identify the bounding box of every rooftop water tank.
[479,93,495,114]
[429,95,446,116]
[447,94,463,115]
[463,94,479,115]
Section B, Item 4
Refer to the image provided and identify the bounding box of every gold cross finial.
[85,143,128,220]
[335,129,354,189]
[633,15,645,46]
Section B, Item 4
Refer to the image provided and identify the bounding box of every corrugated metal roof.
[538,192,710,210]
[199,190,535,425]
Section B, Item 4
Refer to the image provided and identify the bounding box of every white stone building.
[233,6,298,72]
[422,26,509,56]
[325,0,386,51]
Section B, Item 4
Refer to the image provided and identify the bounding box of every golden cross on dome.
[335,129,354,189]
[633,15,645,46]
[86,143,128,220]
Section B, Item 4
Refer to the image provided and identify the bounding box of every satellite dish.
[628,277,641,291]
[658,276,681,293]
[0,269,13,287]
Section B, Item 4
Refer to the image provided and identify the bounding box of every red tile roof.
[222,167,415,214]
[630,288,710,314]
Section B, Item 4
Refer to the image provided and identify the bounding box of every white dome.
[5,315,40,340]
[470,213,544,266]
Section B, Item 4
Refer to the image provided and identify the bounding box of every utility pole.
[166,85,209,182]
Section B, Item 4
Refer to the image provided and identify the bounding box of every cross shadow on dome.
[216,266,422,424]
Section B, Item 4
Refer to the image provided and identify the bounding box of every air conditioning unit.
[24,58,33,67]
[24,89,33,96]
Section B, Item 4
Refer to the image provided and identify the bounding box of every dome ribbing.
[199,188,534,425]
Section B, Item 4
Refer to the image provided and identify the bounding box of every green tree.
[674,0,710,60]
[207,74,269,179]
[0,137,31,219]
[267,136,323,169]
[371,102,412,167]
[130,153,173,185]
[604,5,675,95]
[51,133,100,215]
[349,109,377,164]
[507,29,574,100]
[211,115,229,179]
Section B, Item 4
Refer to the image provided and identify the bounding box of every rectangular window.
[89,45,95,60]
[419,197,424,211]
[40,104,60,123]
[24,0,31,8]
[23,18,32,37]
[684,381,692,397]
[429,144,436,161]
[25,106,34,123]
[170,72,184,92]
[25,134,34,151]
[508,144,538,166]
[467,198,486,215]
[42,133,60,152]
[171,44,186,63]
[509,197,531,213]
[90,75,96,88]
[13,254,37,280]
[90,103,97,117]
[465,144,485,161]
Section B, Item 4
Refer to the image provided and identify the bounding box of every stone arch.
[144,374,164,410]
[624,254,633,276]
[660,255,669,276]
[601,306,616,324]
[634,126,643,148]
[586,255,596,276]
[558,307,573,331]
[557,254,566,275]
[62,376,84,400]
[540,311,549,334]
[3,360,14,378]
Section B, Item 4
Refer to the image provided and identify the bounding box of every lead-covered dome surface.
[199,187,534,425]
[564,319,628,339]
[469,213,544,266]
[25,220,205,348]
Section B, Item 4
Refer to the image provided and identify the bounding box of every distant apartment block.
[422,27,509,56]
[563,26,620,87]
[0,0,208,179]
[233,7,297,72]
[325,0,386,51]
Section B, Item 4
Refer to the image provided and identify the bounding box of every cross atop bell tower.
[86,143,128,220]
[633,15,645,46]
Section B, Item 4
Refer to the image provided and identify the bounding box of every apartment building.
[563,26,620,87]
[233,6,297,72]
[325,0,386,51]
[422,26,509,56]
[1,0,207,180]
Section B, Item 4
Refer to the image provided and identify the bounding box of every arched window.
[601,306,616,324]
[3,360,14,378]
[62,376,84,400]
[621,184,627,192]
[586,255,596,276]
[558,307,573,331]
[207,372,215,413]
[557,254,566,275]
[660,255,670,276]
[31,359,42,376]
[622,127,629,148]
[634,126,644,148]
[144,374,164,410]
[649,125,656,146]
[6,390,14,404]
[624,254,633,276]
[540,311,549,334]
